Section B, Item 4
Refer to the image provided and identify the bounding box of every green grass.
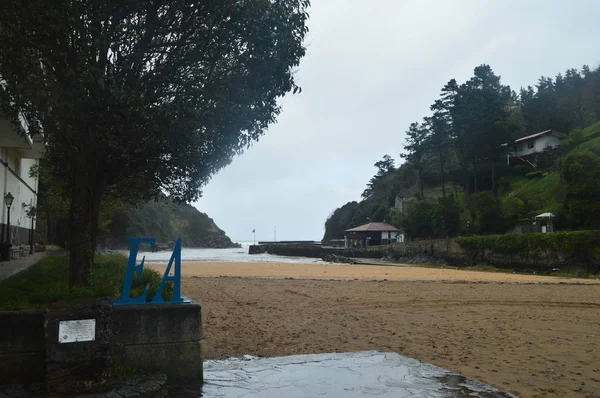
[582,120,600,137]
[500,172,562,214]
[0,254,172,311]
[577,135,600,152]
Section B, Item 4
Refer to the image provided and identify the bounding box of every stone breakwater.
[250,238,592,271]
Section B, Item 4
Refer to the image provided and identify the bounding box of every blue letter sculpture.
[114,238,186,306]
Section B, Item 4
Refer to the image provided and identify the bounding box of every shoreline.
[149,261,600,284]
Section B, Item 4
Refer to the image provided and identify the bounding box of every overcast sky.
[194,0,600,243]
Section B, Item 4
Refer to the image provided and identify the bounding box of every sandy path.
[151,262,600,397]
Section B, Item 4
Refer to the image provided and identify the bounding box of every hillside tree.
[424,109,452,197]
[401,122,428,199]
[452,65,513,196]
[362,154,396,199]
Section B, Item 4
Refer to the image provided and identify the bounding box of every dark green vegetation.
[324,63,600,241]
[0,255,172,310]
[35,166,239,250]
[456,230,600,274]
[0,0,309,287]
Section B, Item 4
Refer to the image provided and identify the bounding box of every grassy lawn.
[582,120,600,137]
[0,254,171,311]
[500,172,562,215]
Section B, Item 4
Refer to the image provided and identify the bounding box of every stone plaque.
[58,319,96,343]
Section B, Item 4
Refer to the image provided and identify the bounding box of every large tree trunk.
[89,178,105,255]
[465,168,477,224]
[68,141,105,288]
[69,176,95,288]
[491,159,497,197]
[418,169,424,199]
[472,161,478,192]
[438,147,445,197]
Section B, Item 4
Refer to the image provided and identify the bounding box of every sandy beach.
[151,261,600,398]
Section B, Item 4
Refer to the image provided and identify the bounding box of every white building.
[0,114,44,252]
[511,129,567,158]
[344,222,400,248]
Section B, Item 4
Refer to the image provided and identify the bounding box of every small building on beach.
[344,222,399,248]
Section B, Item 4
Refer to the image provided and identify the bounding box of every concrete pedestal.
[44,300,114,396]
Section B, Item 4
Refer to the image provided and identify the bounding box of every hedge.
[456,231,600,271]
[526,170,543,179]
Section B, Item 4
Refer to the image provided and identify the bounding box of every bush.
[403,199,435,239]
[510,165,533,177]
[562,150,600,229]
[526,171,543,179]
[434,196,462,237]
[536,147,566,171]
[472,191,505,234]
[498,177,511,191]
[503,195,532,227]
[0,254,173,310]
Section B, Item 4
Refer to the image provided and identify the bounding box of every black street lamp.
[4,192,14,244]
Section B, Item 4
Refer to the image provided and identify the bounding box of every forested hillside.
[102,199,240,250]
[34,165,239,250]
[324,63,600,242]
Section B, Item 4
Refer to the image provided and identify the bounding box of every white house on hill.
[505,129,567,166]
[512,129,567,158]
[0,113,44,254]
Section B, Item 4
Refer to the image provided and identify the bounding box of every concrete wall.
[251,238,575,270]
[0,302,203,385]
[380,231,399,242]
[0,310,46,384]
[113,303,203,384]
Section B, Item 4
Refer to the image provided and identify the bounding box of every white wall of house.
[515,134,562,157]
[380,231,399,242]
[0,148,38,245]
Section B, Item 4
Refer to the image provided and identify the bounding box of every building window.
[527,141,534,149]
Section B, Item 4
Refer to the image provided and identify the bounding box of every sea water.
[137,242,327,264]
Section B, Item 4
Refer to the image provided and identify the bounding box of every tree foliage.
[403,200,434,239]
[0,0,310,287]
[401,123,428,198]
[324,62,600,241]
[362,155,395,199]
[433,196,462,237]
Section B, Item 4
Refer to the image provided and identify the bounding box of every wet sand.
[156,260,600,284]
[152,261,600,398]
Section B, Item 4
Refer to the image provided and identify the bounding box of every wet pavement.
[202,351,518,397]
[0,252,50,280]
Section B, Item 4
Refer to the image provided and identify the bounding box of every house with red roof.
[344,222,402,248]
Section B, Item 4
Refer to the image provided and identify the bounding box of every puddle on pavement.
[435,374,515,397]
[198,351,518,398]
